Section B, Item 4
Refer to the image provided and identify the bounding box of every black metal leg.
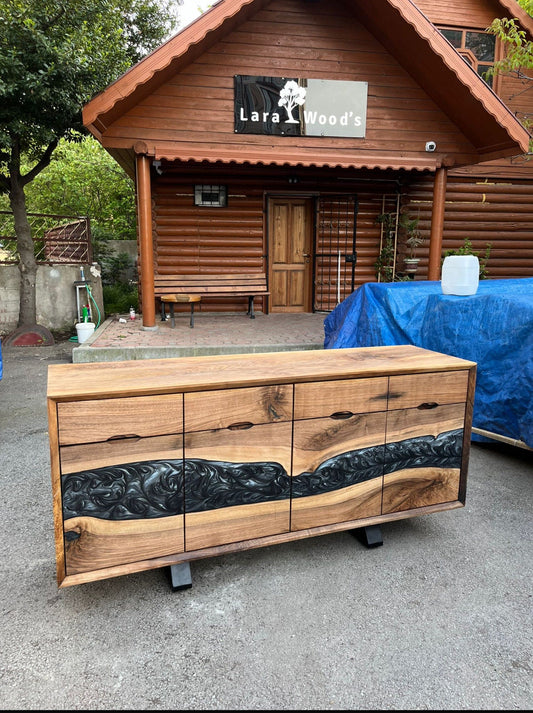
[168,562,192,591]
[351,524,383,548]
[190,303,194,328]
[248,295,255,318]
[161,302,166,321]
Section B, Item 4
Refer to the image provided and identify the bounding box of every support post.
[351,524,383,548]
[135,153,157,329]
[168,562,192,591]
[427,167,448,281]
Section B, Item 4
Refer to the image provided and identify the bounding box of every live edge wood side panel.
[47,346,476,588]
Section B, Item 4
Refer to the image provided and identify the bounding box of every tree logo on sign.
[278,80,306,123]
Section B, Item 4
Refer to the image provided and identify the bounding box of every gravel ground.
[0,339,531,710]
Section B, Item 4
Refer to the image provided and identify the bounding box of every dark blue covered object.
[324,278,533,448]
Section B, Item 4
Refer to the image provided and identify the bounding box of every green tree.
[23,134,137,240]
[0,0,178,330]
[486,0,533,132]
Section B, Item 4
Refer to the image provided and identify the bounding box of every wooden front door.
[268,197,313,312]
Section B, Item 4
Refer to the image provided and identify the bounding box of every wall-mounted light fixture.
[152,160,163,175]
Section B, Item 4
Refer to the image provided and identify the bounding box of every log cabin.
[82,0,533,328]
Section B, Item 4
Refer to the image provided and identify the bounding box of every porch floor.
[72,311,329,363]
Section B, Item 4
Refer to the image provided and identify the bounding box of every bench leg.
[248,296,255,319]
[190,303,195,328]
[169,303,175,328]
[160,302,167,322]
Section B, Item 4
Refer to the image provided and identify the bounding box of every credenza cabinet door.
[291,377,388,531]
[57,395,185,575]
[183,385,293,551]
[382,371,469,514]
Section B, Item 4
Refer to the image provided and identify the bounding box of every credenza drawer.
[57,394,184,445]
[292,412,386,475]
[385,402,466,444]
[293,377,388,420]
[63,516,185,576]
[184,384,292,432]
[184,421,292,473]
[388,371,469,410]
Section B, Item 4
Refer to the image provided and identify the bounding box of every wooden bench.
[154,273,270,322]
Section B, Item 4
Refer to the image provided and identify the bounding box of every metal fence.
[0,211,92,264]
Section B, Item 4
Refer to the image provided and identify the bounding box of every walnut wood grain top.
[47,345,476,401]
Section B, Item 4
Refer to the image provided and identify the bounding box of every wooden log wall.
[415,0,533,147]
[146,164,533,318]
[152,168,264,314]
[404,176,533,279]
[150,164,403,313]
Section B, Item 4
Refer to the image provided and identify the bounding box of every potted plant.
[399,213,425,276]
[374,212,397,281]
[442,237,492,279]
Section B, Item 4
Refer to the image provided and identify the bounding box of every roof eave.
[83,0,266,133]
[497,0,533,39]
[353,0,531,155]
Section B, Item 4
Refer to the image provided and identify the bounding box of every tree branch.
[21,140,60,187]
[42,7,67,32]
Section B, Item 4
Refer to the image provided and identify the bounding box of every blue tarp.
[324,278,533,448]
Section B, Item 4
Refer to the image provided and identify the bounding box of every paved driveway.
[1,340,532,710]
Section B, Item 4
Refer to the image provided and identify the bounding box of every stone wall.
[0,263,104,336]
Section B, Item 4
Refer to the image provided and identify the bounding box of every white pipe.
[472,427,532,451]
[337,250,341,304]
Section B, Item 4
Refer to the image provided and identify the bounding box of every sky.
[177,0,208,28]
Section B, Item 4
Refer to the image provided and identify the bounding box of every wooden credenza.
[47,345,476,588]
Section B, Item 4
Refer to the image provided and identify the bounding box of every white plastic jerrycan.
[441,255,479,295]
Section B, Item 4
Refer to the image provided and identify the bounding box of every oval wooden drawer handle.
[330,411,354,420]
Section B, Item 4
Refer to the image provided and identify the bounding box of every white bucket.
[75,321,95,344]
[441,255,480,295]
